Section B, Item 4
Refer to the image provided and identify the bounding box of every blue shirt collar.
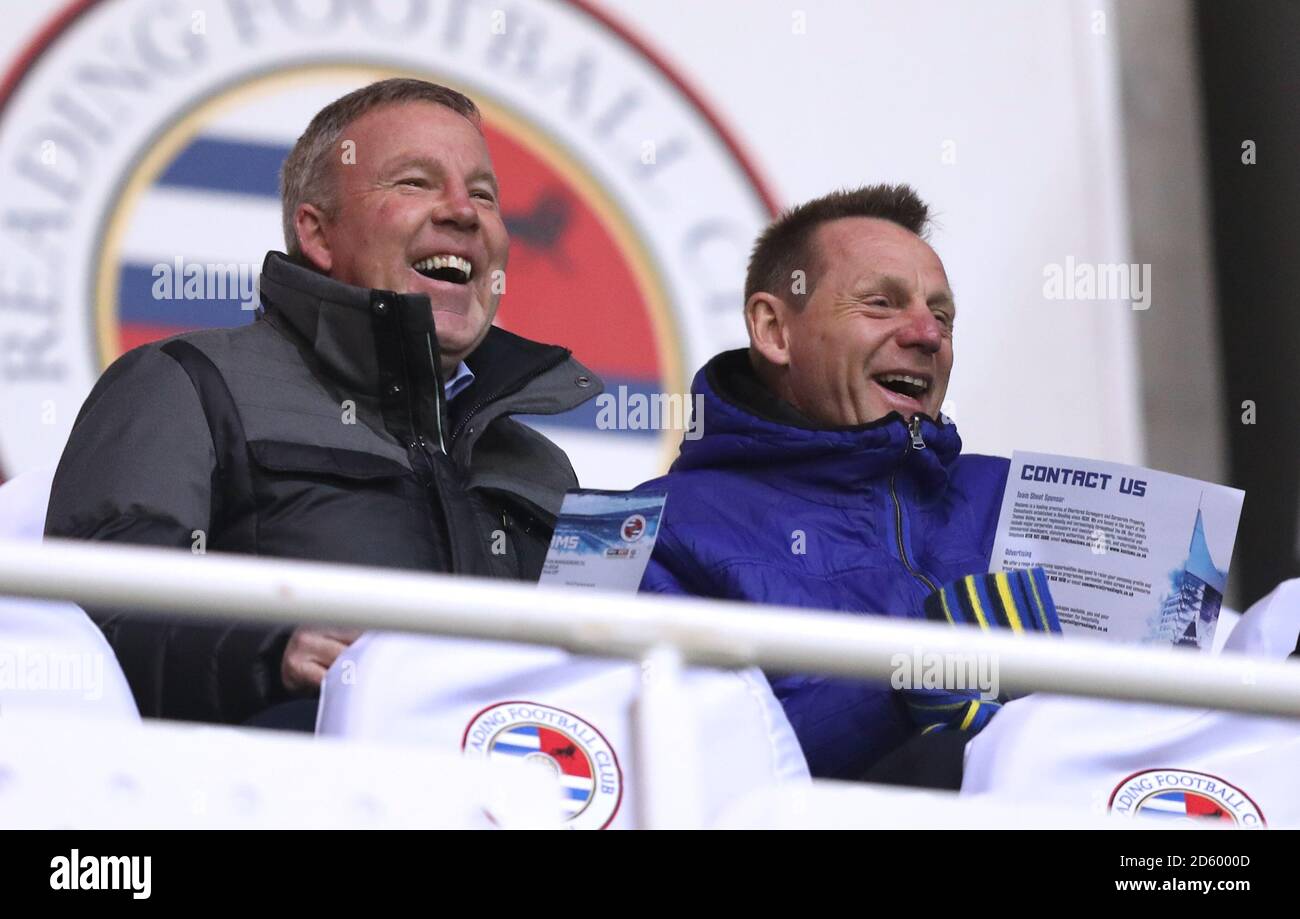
[444,360,475,402]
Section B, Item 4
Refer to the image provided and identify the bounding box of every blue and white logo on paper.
[540,490,667,590]
[621,514,647,542]
[549,491,665,557]
[462,701,623,830]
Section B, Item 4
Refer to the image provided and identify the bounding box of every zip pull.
[433,412,448,455]
[908,415,926,450]
[416,433,445,461]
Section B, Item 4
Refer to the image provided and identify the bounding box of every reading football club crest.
[620,513,646,542]
[1108,769,1265,827]
[462,700,623,829]
[0,0,776,486]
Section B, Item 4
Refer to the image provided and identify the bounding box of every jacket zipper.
[414,429,459,571]
[889,416,938,594]
[908,414,926,450]
[410,343,568,572]
[404,366,442,527]
[427,337,448,455]
[403,340,455,568]
[447,349,569,447]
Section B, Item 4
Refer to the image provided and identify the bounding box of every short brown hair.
[280,78,481,258]
[744,184,931,305]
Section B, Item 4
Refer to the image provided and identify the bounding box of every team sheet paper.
[990,451,1244,649]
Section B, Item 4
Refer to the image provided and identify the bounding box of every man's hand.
[281,627,362,694]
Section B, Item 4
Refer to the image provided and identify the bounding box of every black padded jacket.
[45,252,602,724]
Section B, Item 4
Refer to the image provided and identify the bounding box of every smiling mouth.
[412,254,472,284]
[873,373,931,402]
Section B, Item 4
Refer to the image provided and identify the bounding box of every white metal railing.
[2,537,1298,828]
[3,539,1297,716]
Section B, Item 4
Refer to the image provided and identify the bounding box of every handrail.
[1,538,1296,719]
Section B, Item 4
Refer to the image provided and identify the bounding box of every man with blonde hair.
[46,79,601,727]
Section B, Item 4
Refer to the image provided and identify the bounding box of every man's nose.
[432,184,478,230]
[895,302,944,352]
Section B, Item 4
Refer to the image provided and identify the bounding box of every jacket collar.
[256,251,602,476]
[256,251,592,412]
[257,251,435,395]
[674,349,963,493]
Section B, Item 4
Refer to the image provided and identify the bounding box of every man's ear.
[294,203,333,273]
[745,291,793,368]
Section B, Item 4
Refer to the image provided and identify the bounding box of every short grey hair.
[744,184,931,307]
[279,78,481,259]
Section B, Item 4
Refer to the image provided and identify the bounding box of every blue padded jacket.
[637,350,1010,779]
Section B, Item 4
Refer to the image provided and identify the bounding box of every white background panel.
[0,0,1141,479]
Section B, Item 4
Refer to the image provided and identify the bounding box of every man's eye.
[398,177,426,188]
[471,189,496,202]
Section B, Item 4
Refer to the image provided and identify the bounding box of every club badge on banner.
[962,579,1300,829]
[0,0,775,488]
